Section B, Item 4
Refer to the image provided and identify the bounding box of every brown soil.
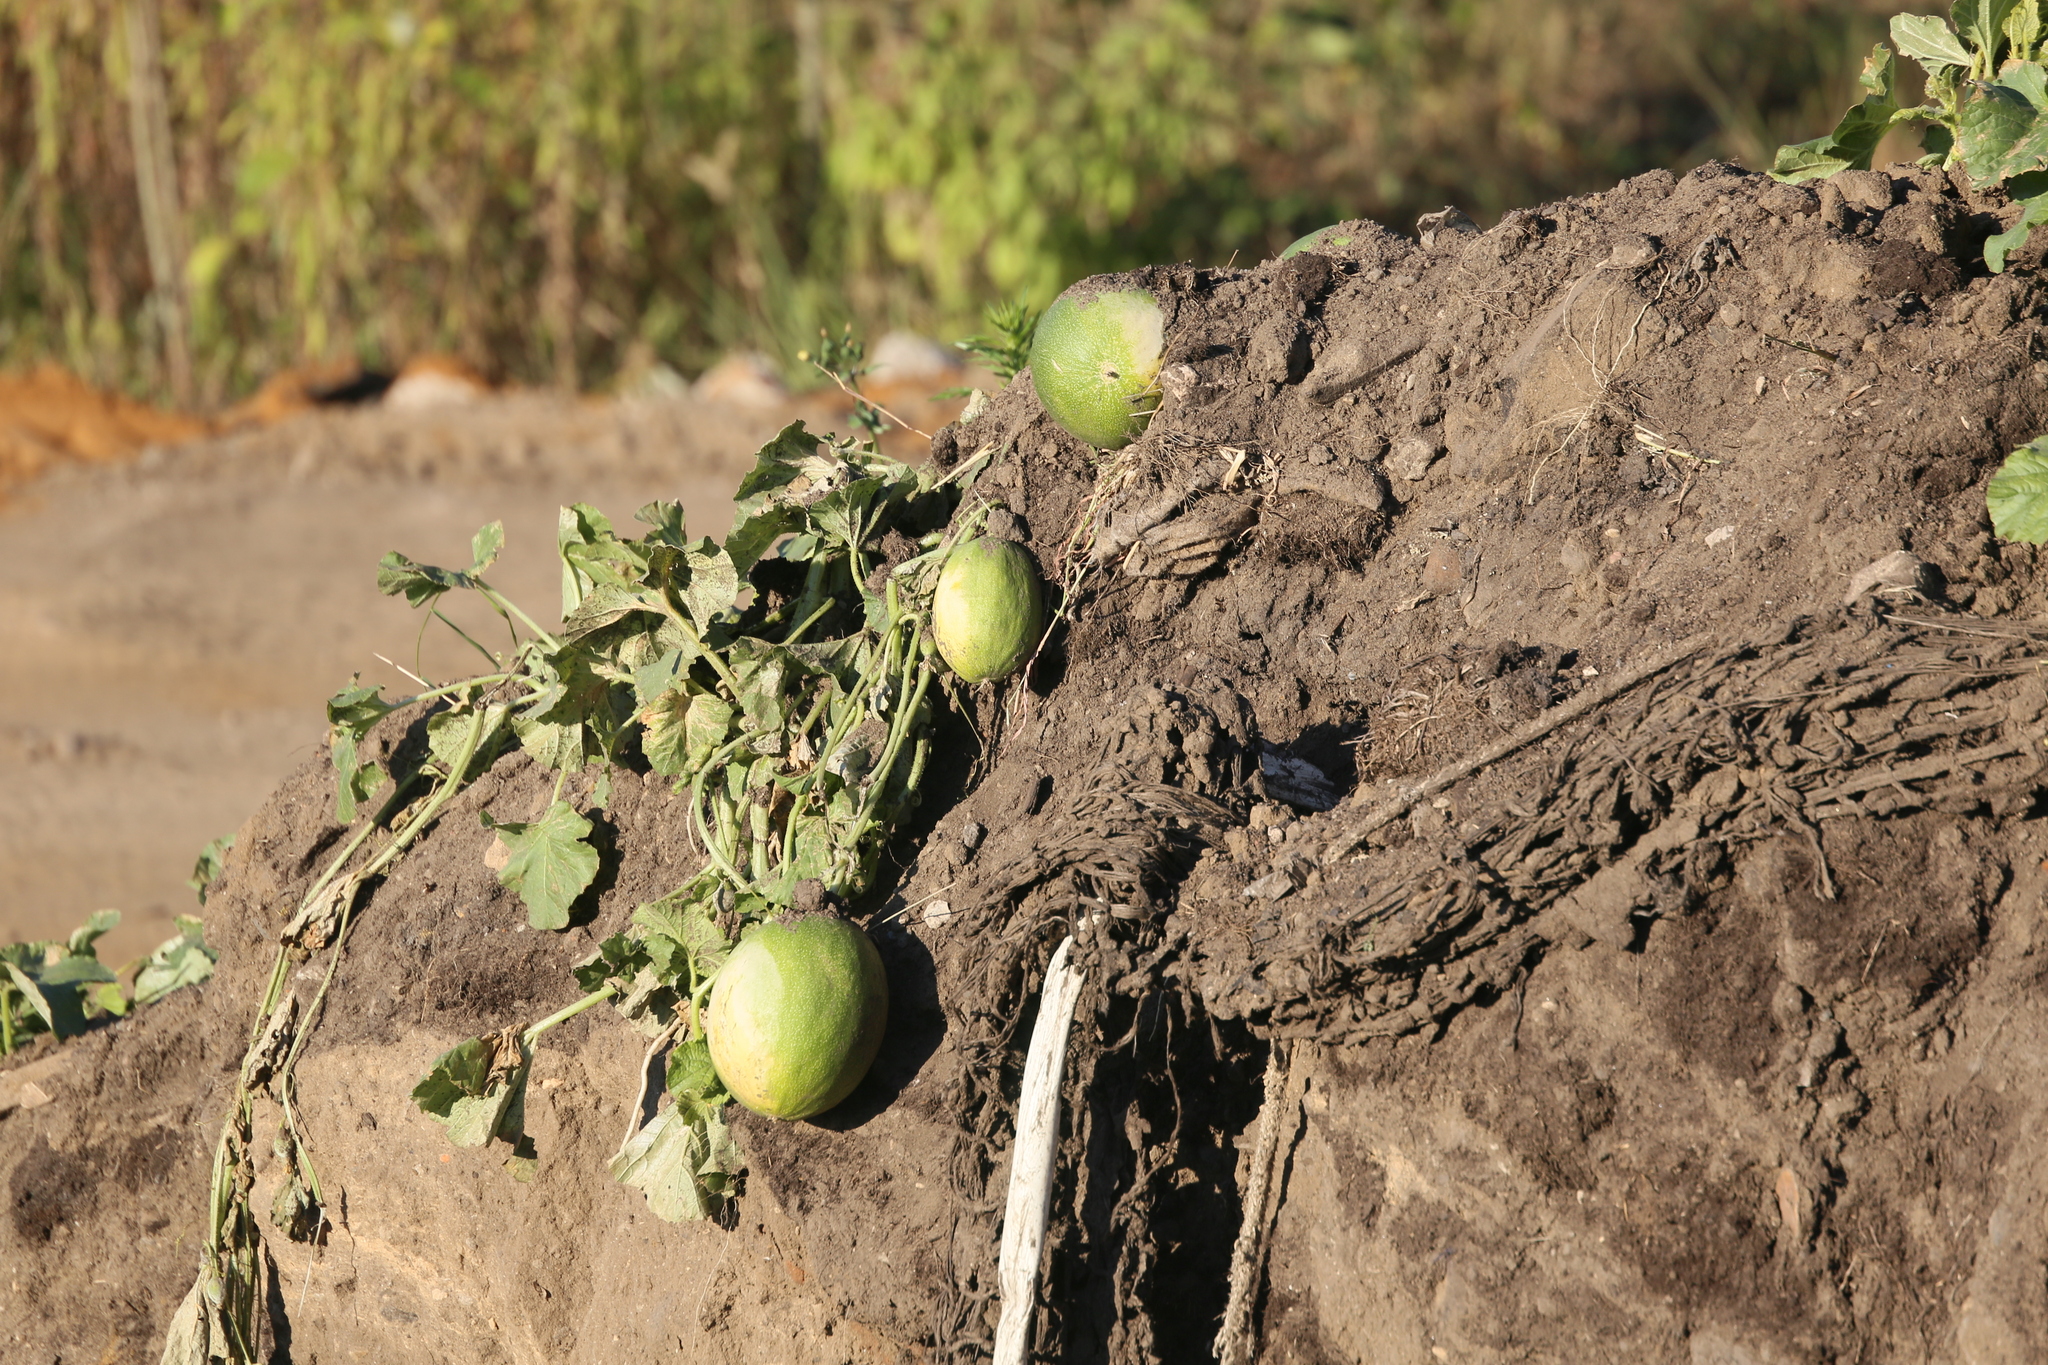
[10,159,2048,1364]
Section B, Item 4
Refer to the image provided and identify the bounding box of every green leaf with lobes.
[1891,13,1972,69]
[639,687,695,776]
[557,503,650,614]
[512,649,629,771]
[1988,436,2048,542]
[326,677,396,823]
[572,934,652,997]
[1959,67,2048,181]
[1768,46,1911,182]
[634,500,688,546]
[681,540,742,634]
[665,1038,731,1122]
[482,801,601,930]
[632,895,731,989]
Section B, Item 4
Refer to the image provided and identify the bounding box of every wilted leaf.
[159,1278,217,1365]
[426,702,508,779]
[640,688,695,776]
[412,1027,529,1147]
[562,582,667,642]
[608,1102,743,1222]
[482,802,601,930]
[681,541,741,634]
[65,909,119,956]
[1769,69,1909,183]
[133,917,218,1007]
[725,502,802,580]
[271,1168,320,1241]
[572,933,653,996]
[512,649,627,771]
[376,550,473,607]
[1960,74,2048,181]
[731,421,823,506]
[187,833,234,905]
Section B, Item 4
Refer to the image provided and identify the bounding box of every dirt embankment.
[9,159,2048,1364]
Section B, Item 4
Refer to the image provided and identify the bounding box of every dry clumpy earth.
[9,159,2048,1364]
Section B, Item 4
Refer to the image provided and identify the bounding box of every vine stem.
[273,706,495,1204]
[524,982,619,1044]
[187,701,497,1364]
[474,581,561,652]
[614,1015,683,1160]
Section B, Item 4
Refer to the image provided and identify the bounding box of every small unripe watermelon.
[1030,280,1165,449]
[933,538,1044,682]
[1278,224,1357,259]
[707,914,888,1121]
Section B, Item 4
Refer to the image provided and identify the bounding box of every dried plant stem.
[1215,1041,1293,1365]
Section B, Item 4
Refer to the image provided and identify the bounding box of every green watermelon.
[706,913,888,1121]
[933,538,1044,683]
[1030,279,1165,449]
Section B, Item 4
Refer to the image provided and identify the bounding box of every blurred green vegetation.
[0,0,1907,405]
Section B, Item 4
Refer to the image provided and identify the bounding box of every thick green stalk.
[523,982,618,1045]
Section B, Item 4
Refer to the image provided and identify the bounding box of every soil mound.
[9,160,2048,1364]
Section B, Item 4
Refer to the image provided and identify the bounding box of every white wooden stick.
[993,935,1088,1365]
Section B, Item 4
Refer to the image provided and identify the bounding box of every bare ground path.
[0,392,790,965]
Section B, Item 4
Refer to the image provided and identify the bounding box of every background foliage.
[0,0,1907,404]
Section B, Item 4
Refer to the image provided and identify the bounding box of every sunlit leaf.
[608,1102,743,1222]
[482,801,601,930]
[1989,435,2048,541]
[1892,12,1971,69]
[469,520,505,575]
